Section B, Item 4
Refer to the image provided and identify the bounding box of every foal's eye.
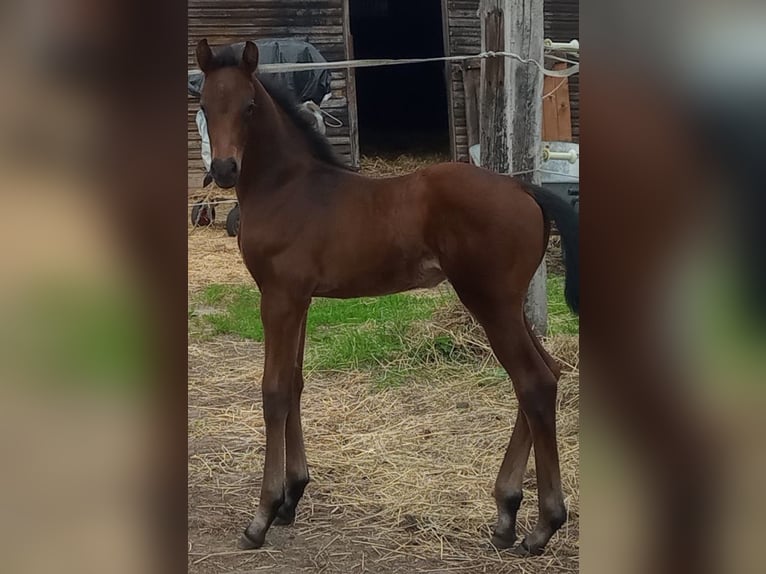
[244,102,255,117]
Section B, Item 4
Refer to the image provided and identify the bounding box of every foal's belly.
[313,255,447,298]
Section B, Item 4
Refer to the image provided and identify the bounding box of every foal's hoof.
[272,511,295,526]
[490,531,517,550]
[238,529,265,550]
[273,510,296,526]
[509,539,544,557]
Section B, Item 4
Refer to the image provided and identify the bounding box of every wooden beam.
[462,63,481,149]
[342,0,360,169]
[506,0,544,186]
[509,0,547,335]
[479,0,508,173]
[480,0,548,335]
[441,0,458,162]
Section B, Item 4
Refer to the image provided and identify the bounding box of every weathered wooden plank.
[189,0,341,7]
[541,62,572,141]
[479,1,507,172]
[461,65,481,148]
[510,0,548,333]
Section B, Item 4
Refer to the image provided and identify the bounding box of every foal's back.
[303,162,545,298]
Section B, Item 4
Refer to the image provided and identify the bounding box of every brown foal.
[196,39,579,556]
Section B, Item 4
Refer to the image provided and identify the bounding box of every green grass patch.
[547,274,579,335]
[198,285,450,371]
[195,275,578,378]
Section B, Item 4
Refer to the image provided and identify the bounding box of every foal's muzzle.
[210,157,239,189]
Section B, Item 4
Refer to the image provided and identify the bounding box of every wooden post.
[479,1,508,173]
[342,0,360,169]
[462,63,481,150]
[480,0,548,335]
[508,0,547,336]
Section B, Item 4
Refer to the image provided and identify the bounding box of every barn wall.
[187,0,353,189]
[445,0,580,162]
[544,0,579,142]
[445,0,481,162]
[187,0,579,185]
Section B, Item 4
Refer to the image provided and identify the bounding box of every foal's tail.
[527,184,580,315]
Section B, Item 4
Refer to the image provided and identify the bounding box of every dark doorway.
[350,0,450,155]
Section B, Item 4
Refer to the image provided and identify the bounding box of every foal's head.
[196,39,260,189]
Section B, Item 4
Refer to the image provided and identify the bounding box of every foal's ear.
[197,39,213,73]
[241,41,259,77]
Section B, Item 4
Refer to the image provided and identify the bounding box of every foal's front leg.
[240,292,309,549]
[274,314,310,525]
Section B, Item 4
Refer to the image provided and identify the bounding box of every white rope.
[189,168,577,208]
[189,198,239,208]
[188,50,579,78]
[537,169,579,181]
[543,78,568,100]
[319,109,343,128]
[545,53,580,65]
[510,168,579,181]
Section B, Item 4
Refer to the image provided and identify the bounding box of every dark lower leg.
[274,315,309,525]
[484,314,567,555]
[491,409,532,548]
[240,294,307,549]
[274,374,310,525]
[240,388,290,548]
[514,380,566,555]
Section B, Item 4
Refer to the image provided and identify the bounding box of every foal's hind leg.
[526,315,561,381]
[490,314,563,546]
[490,318,561,548]
[274,314,310,525]
[491,408,532,548]
[477,304,566,555]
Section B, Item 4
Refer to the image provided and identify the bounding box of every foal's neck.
[237,84,319,197]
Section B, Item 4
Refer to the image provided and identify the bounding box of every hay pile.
[188,227,251,291]
[188,305,579,572]
[408,298,579,372]
[360,153,450,178]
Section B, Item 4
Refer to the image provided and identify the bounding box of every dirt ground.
[188,334,579,574]
[188,157,579,573]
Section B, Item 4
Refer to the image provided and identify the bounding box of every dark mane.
[258,77,353,171]
[208,45,352,171]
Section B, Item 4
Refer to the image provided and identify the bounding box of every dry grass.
[188,227,251,292]
[188,185,237,207]
[188,325,579,573]
[360,153,450,178]
[411,298,579,371]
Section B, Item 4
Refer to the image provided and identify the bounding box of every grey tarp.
[188,39,332,105]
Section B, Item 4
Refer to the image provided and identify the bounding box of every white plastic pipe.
[543,148,579,164]
[544,39,580,53]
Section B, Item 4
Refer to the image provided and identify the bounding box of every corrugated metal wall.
[187,0,353,189]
